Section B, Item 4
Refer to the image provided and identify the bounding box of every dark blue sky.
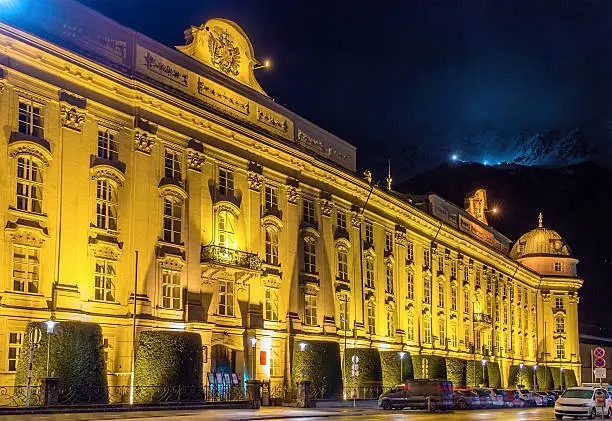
[77,0,612,178]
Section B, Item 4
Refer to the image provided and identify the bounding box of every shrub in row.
[291,340,343,398]
[380,351,413,388]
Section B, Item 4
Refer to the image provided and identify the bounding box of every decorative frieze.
[134,129,156,154]
[351,211,363,227]
[286,178,300,205]
[7,229,46,247]
[60,104,86,132]
[248,172,264,191]
[257,106,289,134]
[320,199,333,217]
[394,231,407,247]
[186,149,205,172]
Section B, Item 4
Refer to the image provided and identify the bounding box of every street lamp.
[299,342,307,352]
[44,316,58,378]
[249,337,257,380]
[398,351,407,383]
[560,367,564,391]
[481,359,487,386]
[533,364,538,391]
[519,362,524,369]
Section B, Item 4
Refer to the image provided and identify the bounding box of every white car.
[554,387,610,419]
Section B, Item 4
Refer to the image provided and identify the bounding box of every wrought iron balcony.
[200,245,261,271]
[473,313,492,324]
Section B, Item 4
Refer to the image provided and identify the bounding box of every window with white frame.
[218,279,235,316]
[161,268,181,309]
[302,197,316,225]
[556,341,565,360]
[438,318,446,346]
[555,315,565,333]
[163,198,182,244]
[451,286,457,311]
[555,296,564,310]
[451,324,457,348]
[218,167,234,196]
[423,248,430,268]
[386,310,395,337]
[18,98,44,138]
[464,267,469,283]
[406,240,414,261]
[385,264,394,294]
[94,259,116,302]
[337,247,349,281]
[269,346,281,377]
[424,275,431,304]
[423,314,432,343]
[97,128,118,161]
[365,258,375,288]
[385,231,393,253]
[96,179,118,231]
[265,227,279,266]
[304,293,317,326]
[264,185,278,210]
[407,270,414,300]
[464,324,471,350]
[406,314,414,341]
[7,332,22,372]
[438,253,444,272]
[265,287,279,321]
[367,302,376,334]
[365,221,374,245]
[339,298,349,331]
[16,156,43,214]
[217,210,235,248]
[164,149,182,180]
[12,245,40,293]
[303,237,317,274]
[464,288,470,314]
[438,282,445,308]
[451,260,457,278]
[336,210,347,232]
[554,261,562,272]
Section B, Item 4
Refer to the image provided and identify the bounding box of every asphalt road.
[0,407,562,421]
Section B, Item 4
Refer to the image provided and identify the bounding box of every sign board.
[29,326,41,346]
[260,351,267,365]
[594,368,606,379]
[595,358,606,368]
[594,347,606,359]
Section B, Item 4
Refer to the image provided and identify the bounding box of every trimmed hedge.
[487,362,501,388]
[550,367,562,389]
[446,358,466,387]
[536,366,554,390]
[15,321,107,403]
[380,351,412,388]
[412,355,446,379]
[292,340,342,398]
[134,330,202,403]
[343,348,382,389]
[508,365,534,389]
[466,360,485,386]
[564,369,578,388]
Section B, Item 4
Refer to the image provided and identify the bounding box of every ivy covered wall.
[291,340,342,398]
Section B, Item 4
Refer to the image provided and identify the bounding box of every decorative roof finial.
[538,212,543,228]
[386,159,392,191]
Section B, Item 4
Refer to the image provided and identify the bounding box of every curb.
[230,410,374,421]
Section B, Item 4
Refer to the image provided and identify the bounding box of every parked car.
[472,388,503,408]
[378,379,453,410]
[534,391,554,406]
[453,390,481,409]
[494,388,523,408]
[554,387,610,420]
[521,389,543,406]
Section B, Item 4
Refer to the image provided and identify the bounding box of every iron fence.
[0,386,41,407]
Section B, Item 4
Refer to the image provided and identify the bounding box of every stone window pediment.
[8,135,52,166]
[261,213,283,229]
[90,159,126,187]
[158,179,188,201]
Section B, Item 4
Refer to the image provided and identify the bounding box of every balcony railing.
[473,313,492,324]
[201,245,261,271]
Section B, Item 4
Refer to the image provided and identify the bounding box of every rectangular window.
[265,287,279,321]
[365,259,375,288]
[163,198,182,244]
[464,325,471,350]
[303,239,317,274]
[451,324,457,348]
[385,231,393,252]
[7,332,23,372]
[265,228,279,265]
[451,287,457,311]
[495,302,500,322]
[18,98,44,138]
[336,210,347,232]
[103,337,114,373]
[337,249,349,281]
[555,296,564,310]
[94,259,116,302]
[407,270,414,300]
[464,267,469,283]
[451,260,457,278]
[386,311,395,337]
[365,221,374,245]
[406,241,414,262]
[339,299,349,331]
[367,303,376,334]
[164,149,182,180]
[464,288,470,314]
[438,319,445,346]
[161,268,181,309]
[302,198,316,225]
[406,316,414,341]
[554,261,562,272]
[97,128,118,161]
[423,248,430,268]
[217,210,235,248]
[16,156,43,214]
[475,269,481,288]
[218,167,234,196]
[264,185,278,210]
[304,294,317,326]
[438,253,444,272]
[12,245,40,293]
[424,276,431,304]
[385,265,394,294]
[218,280,235,316]
[475,332,481,352]
[424,317,432,343]
[556,342,565,360]
[269,346,281,377]
[438,282,444,308]
[96,179,118,231]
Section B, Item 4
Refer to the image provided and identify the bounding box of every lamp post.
[44,316,58,378]
[560,367,564,391]
[533,364,538,391]
[249,337,257,380]
[399,351,407,383]
[481,358,487,386]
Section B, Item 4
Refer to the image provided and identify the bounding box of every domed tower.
[511,213,582,386]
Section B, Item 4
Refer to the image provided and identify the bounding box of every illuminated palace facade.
[0,0,581,387]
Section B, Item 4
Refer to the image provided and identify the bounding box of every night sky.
[75,0,612,178]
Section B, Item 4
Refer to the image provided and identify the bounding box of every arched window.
[303,237,317,274]
[163,198,182,244]
[16,156,43,214]
[337,247,349,281]
[555,315,565,333]
[265,227,279,265]
[96,179,118,231]
[218,210,235,248]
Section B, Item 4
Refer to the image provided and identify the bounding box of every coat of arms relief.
[208,29,241,76]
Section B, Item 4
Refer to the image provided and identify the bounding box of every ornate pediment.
[177,19,266,94]
[186,148,205,172]
[90,160,126,186]
[6,226,47,247]
[8,136,52,166]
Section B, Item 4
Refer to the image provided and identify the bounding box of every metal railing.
[201,245,261,270]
